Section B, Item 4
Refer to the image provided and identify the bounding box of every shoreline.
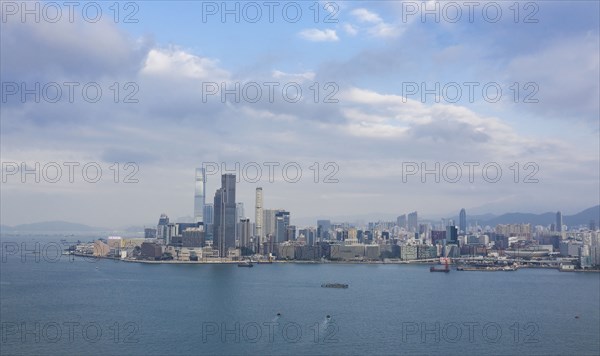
[73,254,600,271]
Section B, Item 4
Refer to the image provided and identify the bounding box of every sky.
[1,0,599,228]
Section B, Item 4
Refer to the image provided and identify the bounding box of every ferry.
[237,261,254,267]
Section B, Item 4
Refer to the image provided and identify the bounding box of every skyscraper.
[194,168,206,223]
[446,225,458,244]
[408,211,418,232]
[157,213,169,242]
[213,174,236,257]
[459,208,467,234]
[317,219,331,241]
[397,214,407,229]
[275,211,290,243]
[239,218,251,250]
[203,204,214,225]
[236,202,245,222]
[556,211,563,232]
[255,187,263,241]
[263,209,281,237]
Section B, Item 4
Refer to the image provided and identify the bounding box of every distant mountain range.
[461,205,599,227]
[1,205,598,233]
[0,221,106,233]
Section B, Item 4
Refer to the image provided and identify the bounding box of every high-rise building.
[408,211,418,232]
[255,187,263,241]
[556,211,563,232]
[286,225,296,241]
[299,227,316,246]
[236,203,245,222]
[397,214,407,229]
[235,202,245,242]
[317,220,331,241]
[157,213,170,242]
[459,208,467,234]
[213,174,236,257]
[182,227,204,247]
[194,168,206,223]
[275,211,291,243]
[239,218,251,250]
[203,204,214,225]
[144,228,157,239]
[263,209,282,237]
[446,225,458,244]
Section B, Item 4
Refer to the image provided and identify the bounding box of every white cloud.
[141,48,230,80]
[272,70,316,82]
[351,8,382,23]
[2,2,598,226]
[348,8,402,38]
[298,28,339,42]
[343,23,358,36]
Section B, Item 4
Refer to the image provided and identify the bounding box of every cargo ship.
[321,283,349,288]
[430,258,450,272]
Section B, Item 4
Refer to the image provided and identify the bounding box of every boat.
[237,261,254,267]
[321,283,348,289]
[430,258,450,272]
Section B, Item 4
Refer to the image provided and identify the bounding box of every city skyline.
[2,2,598,355]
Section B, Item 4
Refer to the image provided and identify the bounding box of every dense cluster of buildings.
[88,170,600,269]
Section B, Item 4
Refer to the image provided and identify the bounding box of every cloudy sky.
[1,1,599,228]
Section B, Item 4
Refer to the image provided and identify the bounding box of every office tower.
[255,187,263,241]
[408,211,418,232]
[236,203,245,222]
[239,218,251,250]
[235,202,245,242]
[157,213,170,242]
[459,208,467,234]
[317,220,331,241]
[446,225,458,244]
[397,214,407,229]
[144,228,157,239]
[556,211,563,232]
[263,209,281,237]
[590,220,596,231]
[299,227,316,246]
[275,211,290,243]
[213,174,236,257]
[194,168,206,223]
[182,227,204,248]
[286,225,296,241]
[203,204,214,225]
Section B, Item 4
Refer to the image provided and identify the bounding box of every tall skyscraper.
[263,209,282,237]
[157,213,169,242]
[408,211,418,232]
[213,174,236,257]
[239,218,251,250]
[194,168,206,223]
[255,187,263,241]
[317,219,331,241]
[446,225,458,244]
[397,214,407,229]
[275,211,290,243]
[203,204,214,225]
[459,208,467,234]
[236,202,245,222]
[556,211,563,232]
